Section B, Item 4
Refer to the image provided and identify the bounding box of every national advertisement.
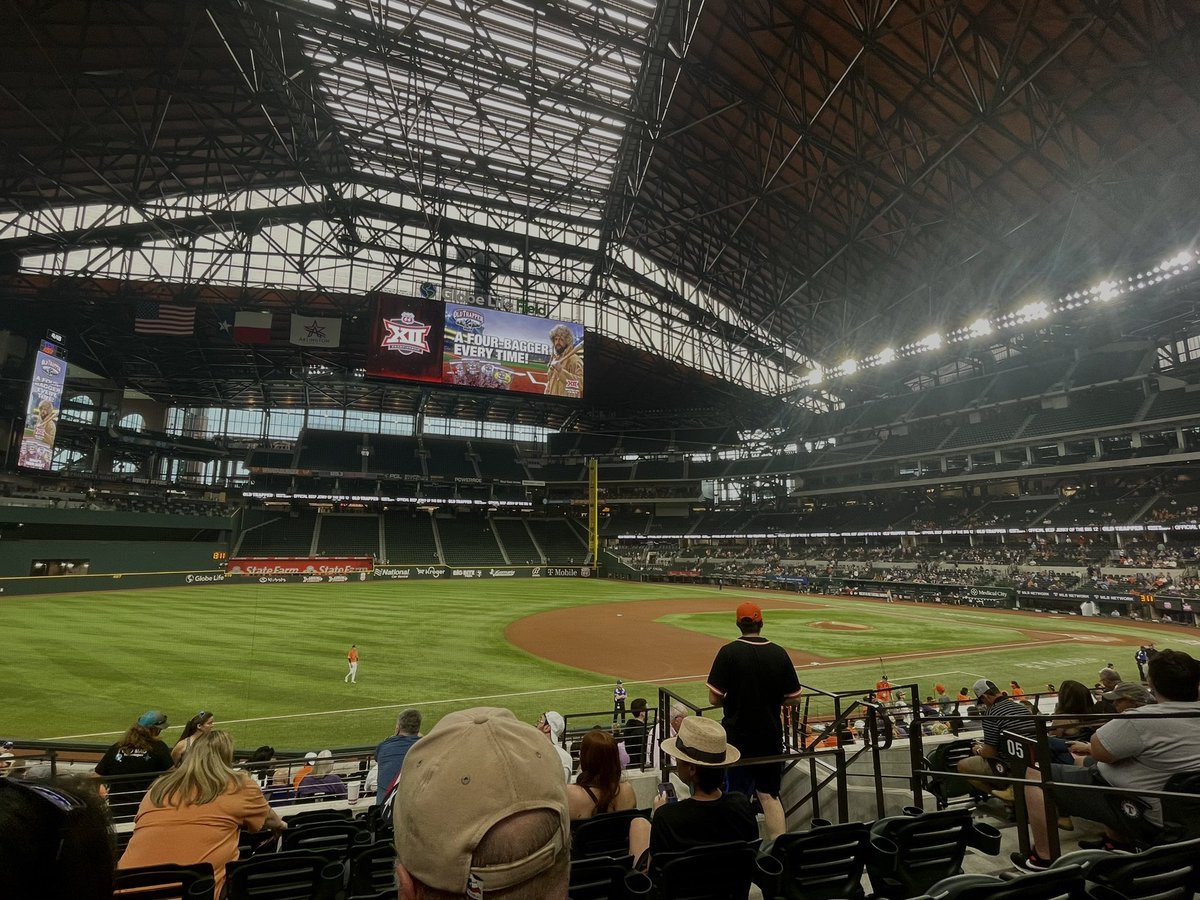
[18,339,68,471]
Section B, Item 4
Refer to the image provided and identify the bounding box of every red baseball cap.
[736,601,763,624]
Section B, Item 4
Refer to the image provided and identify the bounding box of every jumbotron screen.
[367,295,585,399]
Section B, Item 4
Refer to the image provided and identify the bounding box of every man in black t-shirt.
[706,601,802,839]
[628,715,757,868]
[621,698,649,769]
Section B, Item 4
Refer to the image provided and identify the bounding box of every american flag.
[134,301,195,336]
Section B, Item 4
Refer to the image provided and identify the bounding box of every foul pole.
[588,457,599,565]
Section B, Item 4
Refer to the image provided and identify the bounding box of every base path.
[505,594,1147,683]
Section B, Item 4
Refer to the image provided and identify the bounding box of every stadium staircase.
[493,517,541,564]
[314,514,382,558]
[434,514,507,565]
[381,511,441,564]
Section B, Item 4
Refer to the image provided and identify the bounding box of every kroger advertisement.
[18,339,67,471]
[366,293,585,398]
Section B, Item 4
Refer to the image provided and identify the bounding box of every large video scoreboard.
[367,295,585,399]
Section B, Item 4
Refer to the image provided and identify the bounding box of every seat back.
[868,809,999,899]
[650,840,760,900]
[348,840,398,899]
[113,862,216,900]
[927,865,1092,900]
[283,808,354,828]
[769,822,873,900]
[362,803,395,842]
[1082,836,1200,900]
[282,821,370,858]
[923,740,979,809]
[571,809,648,860]
[1160,773,1200,843]
[224,849,345,900]
[568,854,652,900]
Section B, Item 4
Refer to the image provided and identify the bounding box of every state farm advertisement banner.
[366,294,445,383]
[226,557,375,576]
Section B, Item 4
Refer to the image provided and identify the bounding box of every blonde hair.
[147,730,244,809]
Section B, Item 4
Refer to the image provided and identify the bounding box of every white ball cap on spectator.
[304,752,318,762]
[394,707,569,895]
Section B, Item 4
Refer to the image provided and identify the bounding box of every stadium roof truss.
[1,0,1200,423]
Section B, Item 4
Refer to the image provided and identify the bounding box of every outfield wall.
[0,564,595,596]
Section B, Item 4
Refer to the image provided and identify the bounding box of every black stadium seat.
[648,840,780,900]
[571,809,649,860]
[113,862,216,899]
[224,850,345,900]
[766,821,887,900]
[866,808,1001,899]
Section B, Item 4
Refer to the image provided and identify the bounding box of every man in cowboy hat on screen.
[628,716,759,867]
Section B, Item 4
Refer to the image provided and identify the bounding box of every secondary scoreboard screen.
[18,338,67,471]
[367,294,585,399]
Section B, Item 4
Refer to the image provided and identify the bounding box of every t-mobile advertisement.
[18,339,67,471]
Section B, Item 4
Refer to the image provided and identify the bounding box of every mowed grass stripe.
[5,580,1184,748]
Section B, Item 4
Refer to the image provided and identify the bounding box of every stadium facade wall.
[0,540,227,578]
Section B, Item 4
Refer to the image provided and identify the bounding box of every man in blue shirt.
[375,708,422,803]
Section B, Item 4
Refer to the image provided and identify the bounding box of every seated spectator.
[628,716,757,869]
[537,711,574,783]
[1013,650,1200,870]
[243,745,277,789]
[119,730,286,896]
[1094,667,1122,714]
[375,708,422,803]
[393,707,570,899]
[1049,680,1096,740]
[567,731,636,820]
[93,710,174,820]
[244,745,292,805]
[171,710,215,765]
[291,751,316,792]
[296,750,347,800]
[0,776,115,900]
[956,679,1036,800]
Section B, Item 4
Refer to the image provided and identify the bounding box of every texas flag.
[233,311,273,343]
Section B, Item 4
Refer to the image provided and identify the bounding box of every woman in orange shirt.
[1010,681,1025,698]
[119,730,286,895]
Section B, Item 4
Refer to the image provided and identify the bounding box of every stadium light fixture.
[1014,301,1049,323]
[968,318,993,338]
[798,244,1194,386]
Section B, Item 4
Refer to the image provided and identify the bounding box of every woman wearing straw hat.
[628,716,758,868]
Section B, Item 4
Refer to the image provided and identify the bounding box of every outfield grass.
[6,579,1194,752]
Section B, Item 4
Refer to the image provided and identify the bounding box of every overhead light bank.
[803,248,1194,386]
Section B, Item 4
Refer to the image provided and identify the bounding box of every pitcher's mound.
[811,621,869,631]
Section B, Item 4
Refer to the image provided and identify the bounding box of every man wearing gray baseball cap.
[393,707,570,899]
